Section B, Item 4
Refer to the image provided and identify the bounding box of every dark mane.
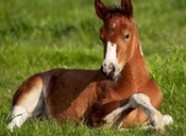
[108,5,122,14]
[108,5,133,18]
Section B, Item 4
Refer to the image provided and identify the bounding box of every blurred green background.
[0,0,185,135]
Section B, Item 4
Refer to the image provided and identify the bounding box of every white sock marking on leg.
[7,106,30,132]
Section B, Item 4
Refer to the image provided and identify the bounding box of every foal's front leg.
[103,93,173,131]
[127,94,173,131]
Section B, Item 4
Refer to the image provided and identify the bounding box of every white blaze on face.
[103,41,117,65]
[102,41,123,80]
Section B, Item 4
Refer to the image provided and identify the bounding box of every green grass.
[0,0,186,135]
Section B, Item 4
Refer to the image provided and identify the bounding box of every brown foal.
[7,0,173,132]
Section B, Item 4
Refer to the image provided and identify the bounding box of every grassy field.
[0,0,186,135]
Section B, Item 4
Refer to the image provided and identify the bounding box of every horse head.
[95,0,138,81]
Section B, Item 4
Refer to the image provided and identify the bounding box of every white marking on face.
[102,41,123,80]
[103,41,117,65]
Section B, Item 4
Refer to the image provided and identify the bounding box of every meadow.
[0,0,185,135]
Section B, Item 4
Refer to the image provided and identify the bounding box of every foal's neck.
[120,41,150,91]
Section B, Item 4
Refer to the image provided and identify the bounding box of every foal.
[7,0,173,132]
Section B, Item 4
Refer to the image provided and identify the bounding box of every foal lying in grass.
[7,0,173,132]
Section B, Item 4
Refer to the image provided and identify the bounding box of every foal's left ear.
[95,0,109,21]
[121,0,133,18]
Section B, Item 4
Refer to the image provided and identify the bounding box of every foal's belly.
[45,69,100,123]
[47,85,98,123]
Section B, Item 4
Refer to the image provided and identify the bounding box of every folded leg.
[103,93,173,131]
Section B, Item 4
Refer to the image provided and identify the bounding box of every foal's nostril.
[101,63,116,79]
[108,63,115,73]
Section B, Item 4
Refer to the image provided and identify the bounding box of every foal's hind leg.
[7,105,31,132]
[7,75,45,132]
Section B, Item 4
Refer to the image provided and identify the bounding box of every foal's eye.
[122,33,130,41]
[124,34,130,39]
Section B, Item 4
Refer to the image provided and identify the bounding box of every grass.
[0,0,185,135]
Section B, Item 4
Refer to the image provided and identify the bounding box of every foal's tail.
[7,74,47,132]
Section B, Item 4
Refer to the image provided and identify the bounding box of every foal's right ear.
[95,0,109,21]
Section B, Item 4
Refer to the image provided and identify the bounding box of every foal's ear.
[121,0,133,18]
[95,0,109,21]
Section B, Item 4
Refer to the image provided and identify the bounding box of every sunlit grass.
[0,0,185,135]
